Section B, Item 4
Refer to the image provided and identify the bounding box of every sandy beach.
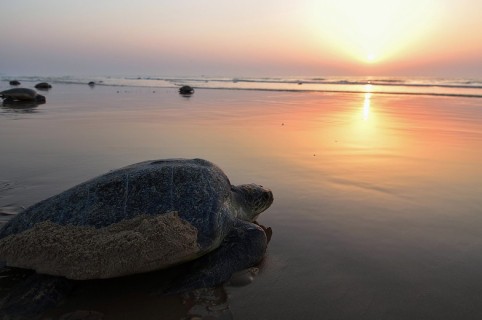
[1,82,482,319]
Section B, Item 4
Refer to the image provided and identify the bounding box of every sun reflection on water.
[363,92,371,121]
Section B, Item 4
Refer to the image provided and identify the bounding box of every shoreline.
[2,75,482,99]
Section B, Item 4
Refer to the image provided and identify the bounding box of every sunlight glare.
[308,0,440,64]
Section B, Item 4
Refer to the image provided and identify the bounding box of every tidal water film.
[1,79,482,319]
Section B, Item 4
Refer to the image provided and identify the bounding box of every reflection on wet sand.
[0,181,24,227]
[362,92,371,120]
[0,266,264,319]
[1,100,41,114]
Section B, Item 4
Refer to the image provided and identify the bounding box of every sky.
[1,0,481,77]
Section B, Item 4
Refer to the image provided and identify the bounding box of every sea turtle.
[34,82,52,90]
[0,88,46,104]
[0,159,273,285]
[179,85,194,95]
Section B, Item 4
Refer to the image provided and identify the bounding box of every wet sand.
[1,83,482,319]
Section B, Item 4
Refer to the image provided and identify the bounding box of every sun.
[366,53,376,63]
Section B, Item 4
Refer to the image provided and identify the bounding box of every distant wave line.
[3,76,482,98]
[132,77,482,90]
[5,75,482,89]
[194,86,482,99]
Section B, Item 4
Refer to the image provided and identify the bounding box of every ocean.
[0,76,482,319]
[2,75,482,98]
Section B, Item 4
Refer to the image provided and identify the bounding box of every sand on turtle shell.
[0,211,200,280]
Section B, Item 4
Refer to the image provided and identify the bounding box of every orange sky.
[0,0,481,77]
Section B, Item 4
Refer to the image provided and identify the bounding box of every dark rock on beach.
[9,80,21,86]
[88,81,95,87]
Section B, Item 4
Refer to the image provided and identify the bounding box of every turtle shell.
[0,88,46,103]
[0,159,234,249]
[0,159,239,279]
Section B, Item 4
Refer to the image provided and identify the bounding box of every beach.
[1,82,482,319]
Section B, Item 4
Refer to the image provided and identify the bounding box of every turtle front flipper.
[165,220,269,294]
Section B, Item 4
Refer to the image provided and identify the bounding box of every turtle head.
[35,94,46,104]
[231,183,273,221]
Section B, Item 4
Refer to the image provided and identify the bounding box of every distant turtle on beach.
[0,158,273,284]
[34,82,52,90]
[0,88,46,104]
[179,85,194,95]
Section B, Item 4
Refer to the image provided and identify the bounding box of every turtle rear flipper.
[165,220,268,294]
